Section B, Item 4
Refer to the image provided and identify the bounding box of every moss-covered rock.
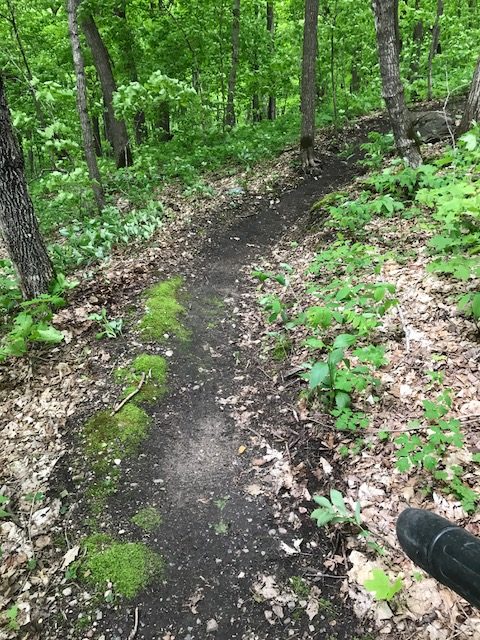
[115,354,168,405]
[140,277,189,342]
[131,506,163,531]
[83,534,163,598]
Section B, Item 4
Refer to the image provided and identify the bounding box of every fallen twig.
[111,372,146,416]
[127,607,139,640]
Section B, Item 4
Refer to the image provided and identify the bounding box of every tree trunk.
[67,0,105,211]
[458,56,480,135]
[350,61,361,93]
[157,103,173,141]
[114,0,146,144]
[267,1,276,119]
[225,0,241,128]
[329,2,338,126]
[409,0,424,82]
[372,0,422,167]
[5,0,47,130]
[300,0,320,168]
[91,114,102,156]
[252,94,262,122]
[0,76,54,299]
[81,12,133,168]
[427,0,444,100]
[394,0,402,53]
[251,3,262,123]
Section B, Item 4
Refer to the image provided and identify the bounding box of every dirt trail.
[93,150,367,640]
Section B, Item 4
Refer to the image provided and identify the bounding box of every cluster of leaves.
[0,274,76,363]
[114,71,200,125]
[256,241,394,419]
[314,130,480,332]
[311,489,384,555]
[51,201,165,271]
[394,390,478,512]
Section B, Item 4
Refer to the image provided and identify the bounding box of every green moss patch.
[115,354,168,405]
[140,277,189,342]
[83,534,163,598]
[131,507,163,531]
[84,404,150,462]
[83,405,150,511]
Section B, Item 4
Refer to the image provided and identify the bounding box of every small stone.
[62,587,72,596]
[206,619,218,633]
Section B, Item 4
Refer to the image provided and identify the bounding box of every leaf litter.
[233,164,480,639]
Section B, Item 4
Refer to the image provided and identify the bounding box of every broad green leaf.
[335,391,351,410]
[330,489,348,515]
[365,569,403,601]
[34,325,64,343]
[472,293,480,319]
[311,507,335,527]
[332,333,356,350]
[308,362,330,389]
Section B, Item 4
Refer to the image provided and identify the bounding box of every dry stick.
[111,372,146,416]
[396,305,411,352]
[127,607,139,640]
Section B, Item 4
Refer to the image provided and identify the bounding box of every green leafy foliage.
[311,489,362,527]
[0,495,10,519]
[394,391,478,512]
[364,569,403,601]
[0,290,66,363]
[88,309,124,339]
[359,132,394,169]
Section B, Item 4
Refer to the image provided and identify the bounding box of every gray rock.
[206,618,219,633]
[410,110,454,143]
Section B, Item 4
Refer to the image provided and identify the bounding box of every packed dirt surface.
[77,151,366,639]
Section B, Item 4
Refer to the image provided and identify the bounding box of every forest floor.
[1,111,479,640]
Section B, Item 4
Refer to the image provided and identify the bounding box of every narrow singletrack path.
[97,149,366,640]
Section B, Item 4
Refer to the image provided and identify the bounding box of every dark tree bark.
[0,76,54,299]
[394,0,402,52]
[427,0,444,100]
[458,57,480,135]
[267,1,276,119]
[81,12,133,168]
[251,2,262,122]
[156,103,173,141]
[225,0,241,127]
[114,0,146,144]
[67,0,105,211]
[91,114,102,156]
[372,0,422,167]
[300,0,320,168]
[329,1,338,125]
[350,61,361,93]
[409,0,424,82]
[252,94,262,122]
